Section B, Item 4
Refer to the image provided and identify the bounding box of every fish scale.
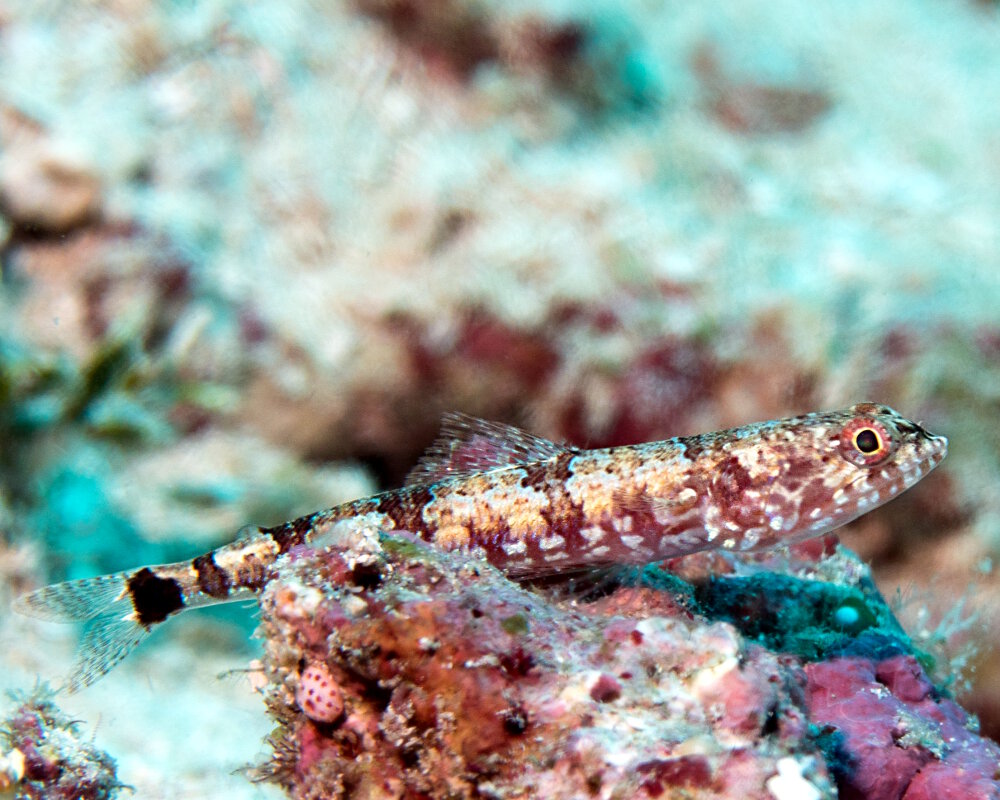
[14,402,947,691]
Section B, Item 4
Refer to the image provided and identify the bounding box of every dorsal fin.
[405,412,575,486]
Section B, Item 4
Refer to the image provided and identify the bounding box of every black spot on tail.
[192,553,231,599]
[127,568,184,627]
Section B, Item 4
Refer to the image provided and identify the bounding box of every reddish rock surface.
[257,525,834,799]
[806,655,1000,800]
[251,523,995,799]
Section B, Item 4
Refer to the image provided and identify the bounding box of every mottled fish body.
[15,403,947,690]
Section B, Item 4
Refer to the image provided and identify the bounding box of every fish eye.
[853,428,881,454]
[839,417,894,466]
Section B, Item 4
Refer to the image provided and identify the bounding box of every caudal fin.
[14,573,151,692]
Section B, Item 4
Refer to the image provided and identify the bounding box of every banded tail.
[14,531,282,692]
[11,411,579,691]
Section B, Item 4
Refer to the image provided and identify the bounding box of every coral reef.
[255,525,1000,799]
[0,316,373,579]
[0,690,119,800]
[257,525,831,798]
[2,0,1000,795]
[0,106,102,236]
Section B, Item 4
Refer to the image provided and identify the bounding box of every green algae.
[379,535,431,562]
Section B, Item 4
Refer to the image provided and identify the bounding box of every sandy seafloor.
[3,0,1000,797]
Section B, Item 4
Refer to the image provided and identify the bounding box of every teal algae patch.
[682,569,934,673]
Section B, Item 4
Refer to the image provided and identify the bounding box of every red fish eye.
[853,428,880,454]
[839,417,894,466]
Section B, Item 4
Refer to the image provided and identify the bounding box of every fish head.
[701,402,948,550]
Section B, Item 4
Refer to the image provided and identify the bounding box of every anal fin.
[518,565,632,602]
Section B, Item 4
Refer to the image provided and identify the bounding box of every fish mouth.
[925,434,948,466]
[896,433,947,490]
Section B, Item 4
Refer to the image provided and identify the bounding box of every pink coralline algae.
[254,525,1000,799]
[806,655,1000,800]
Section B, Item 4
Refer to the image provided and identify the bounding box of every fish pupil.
[854,428,879,453]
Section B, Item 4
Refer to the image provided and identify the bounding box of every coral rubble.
[0,691,119,800]
[257,527,828,798]
[256,526,1000,799]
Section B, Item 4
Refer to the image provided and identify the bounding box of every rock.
[256,530,836,799]
[254,529,1000,799]
[0,691,118,800]
[0,112,102,234]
